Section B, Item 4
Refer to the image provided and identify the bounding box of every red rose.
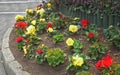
[15,22,27,29]
[81,19,90,28]
[88,32,94,38]
[96,54,113,70]
[46,22,52,29]
[16,37,24,43]
[37,49,43,55]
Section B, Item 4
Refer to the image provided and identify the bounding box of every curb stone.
[2,27,30,75]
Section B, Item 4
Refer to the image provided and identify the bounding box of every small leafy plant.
[53,33,64,43]
[73,39,83,53]
[46,48,65,67]
[88,42,108,60]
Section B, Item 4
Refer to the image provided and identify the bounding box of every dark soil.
[9,29,120,75]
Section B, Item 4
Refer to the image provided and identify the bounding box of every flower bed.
[12,1,120,75]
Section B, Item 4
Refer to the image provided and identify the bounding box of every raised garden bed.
[9,1,120,75]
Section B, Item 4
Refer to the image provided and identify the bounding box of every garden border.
[1,27,30,75]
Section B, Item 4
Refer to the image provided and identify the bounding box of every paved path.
[0,0,42,75]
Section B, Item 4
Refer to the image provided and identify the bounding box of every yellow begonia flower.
[15,15,25,21]
[66,38,74,46]
[23,46,27,55]
[109,25,113,28]
[26,9,33,14]
[48,28,54,32]
[72,55,84,67]
[26,25,36,35]
[73,17,80,20]
[40,18,46,22]
[47,3,52,8]
[31,20,36,25]
[37,8,45,16]
[41,44,45,48]
[69,25,78,33]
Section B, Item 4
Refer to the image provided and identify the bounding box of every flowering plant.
[96,54,120,75]
[67,53,89,72]
[16,36,26,50]
[14,21,27,35]
[36,44,49,64]
[66,38,83,53]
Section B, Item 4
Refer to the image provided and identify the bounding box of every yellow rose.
[26,25,36,35]
[66,38,74,46]
[31,20,36,25]
[40,18,46,22]
[69,25,78,33]
[23,46,27,55]
[48,28,54,32]
[37,8,45,16]
[72,55,84,67]
[15,15,25,21]
[47,3,52,8]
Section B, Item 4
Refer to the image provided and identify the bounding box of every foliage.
[46,48,65,67]
[53,33,64,43]
[36,20,47,34]
[75,71,91,75]
[88,42,108,60]
[73,39,83,53]
[104,25,120,50]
